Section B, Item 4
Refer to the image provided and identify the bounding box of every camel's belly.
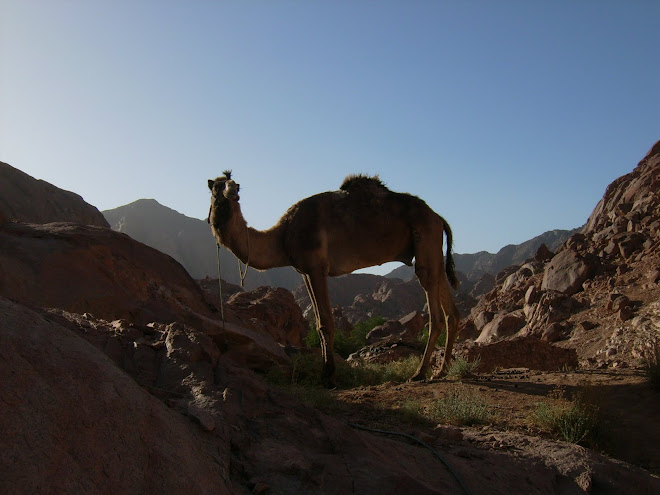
[327,238,414,276]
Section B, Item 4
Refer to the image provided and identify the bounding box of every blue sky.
[1,1,659,274]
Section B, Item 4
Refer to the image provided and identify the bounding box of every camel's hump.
[339,174,389,194]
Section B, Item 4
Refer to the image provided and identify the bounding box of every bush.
[430,385,492,426]
[641,339,660,392]
[418,324,446,348]
[532,387,600,445]
[265,353,422,390]
[303,316,387,359]
[446,356,481,379]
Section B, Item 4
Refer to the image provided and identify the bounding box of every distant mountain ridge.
[386,227,580,282]
[102,199,301,291]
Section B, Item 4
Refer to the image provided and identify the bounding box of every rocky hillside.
[0,161,109,227]
[455,140,660,371]
[103,199,301,290]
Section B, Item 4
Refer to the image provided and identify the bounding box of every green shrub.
[446,356,481,379]
[265,352,422,390]
[642,340,660,392]
[418,323,446,348]
[303,316,387,359]
[397,399,425,424]
[430,385,492,426]
[532,387,600,445]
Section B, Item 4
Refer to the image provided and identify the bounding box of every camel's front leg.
[302,272,337,388]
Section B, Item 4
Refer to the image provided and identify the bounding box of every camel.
[207,171,460,387]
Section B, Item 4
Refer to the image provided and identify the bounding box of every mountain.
[386,227,580,282]
[102,199,301,291]
[0,161,109,227]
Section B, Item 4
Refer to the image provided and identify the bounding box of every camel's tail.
[443,220,459,290]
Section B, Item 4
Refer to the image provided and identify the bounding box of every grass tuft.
[446,356,481,380]
[641,339,660,392]
[532,386,600,445]
[429,385,492,426]
[266,353,422,390]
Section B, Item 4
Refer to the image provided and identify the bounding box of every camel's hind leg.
[411,234,460,381]
[302,272,337,388]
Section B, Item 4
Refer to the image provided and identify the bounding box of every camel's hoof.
[409,373,427,383]
[321,375,338,389]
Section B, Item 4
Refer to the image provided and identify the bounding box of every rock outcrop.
[0,221,213,324]
[226,286,307,346]
[583,140,660,236]
[0,297,234,495]
[0,220,289,370]
[458,140,660,370]
[0,161,109,227]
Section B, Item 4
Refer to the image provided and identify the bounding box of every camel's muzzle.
[223,180,240,200]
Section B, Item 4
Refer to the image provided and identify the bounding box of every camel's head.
[207,170,240,224]
[208,170,240,201]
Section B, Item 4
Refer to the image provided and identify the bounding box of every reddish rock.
[534,243,554,263]
[0,161,109,227]
[541,322,566,343]
[583,140,660,236]
[366,320,407,344]
[333,305,353,335]
[541,249,593,295]
[476,311,526,344]
[524,290,581,337]
[0,297,233,494]
[0,221,213,325]
[399,310,426,340]
[649,268,660,284]
[609,295,631,312]
[227,286,307,346]
[461,337,579,372]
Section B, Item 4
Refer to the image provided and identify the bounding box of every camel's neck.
[211,202,289,270]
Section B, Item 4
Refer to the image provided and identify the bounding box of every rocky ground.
[331,368,660,475]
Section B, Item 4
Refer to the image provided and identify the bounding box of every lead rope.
[215,243,227,352]
[237,224,250,287]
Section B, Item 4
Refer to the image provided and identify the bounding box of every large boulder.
[227,286,307,346]
[0,221,213,325]
[541,249,593,295]
[0,161,109,227]
[365,320,407,345]
[475,311,526,344]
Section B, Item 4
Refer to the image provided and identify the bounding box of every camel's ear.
[208,179,215,191]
